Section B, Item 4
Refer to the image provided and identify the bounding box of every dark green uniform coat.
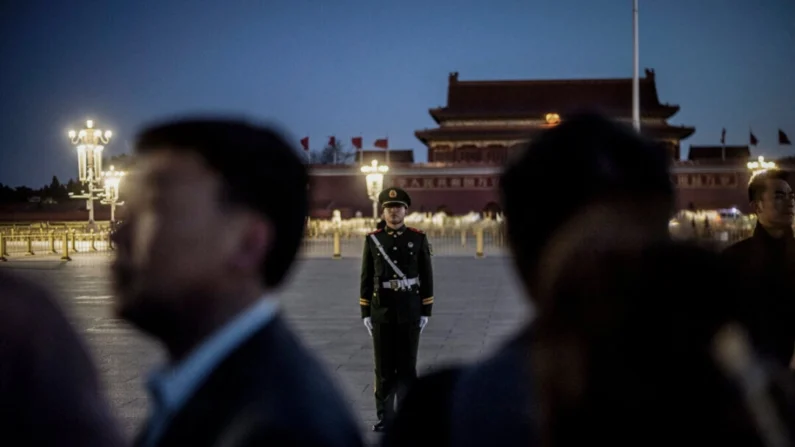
[360,225,434,322]
[359,224,434,422]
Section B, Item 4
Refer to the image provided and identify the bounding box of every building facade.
[415,69,694,162]
[308,70,761,218]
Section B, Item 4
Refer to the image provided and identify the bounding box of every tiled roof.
[415,122,695,144]
[433,69,679,121]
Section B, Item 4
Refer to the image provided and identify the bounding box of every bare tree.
[310,139,356,164]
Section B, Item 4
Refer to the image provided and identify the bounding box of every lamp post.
[100,165,125,223]
[360,159,389,219]
[67,119,113,224]
[747,155,776,176]
[632,0,640,132]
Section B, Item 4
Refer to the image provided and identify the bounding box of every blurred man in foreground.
[0,270,124,446]
[112,118,362,447]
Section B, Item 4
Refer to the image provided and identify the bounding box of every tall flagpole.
[385,133,390,164]
[632,0,640,132]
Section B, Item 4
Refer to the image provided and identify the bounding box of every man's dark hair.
[135,117,308,288]
[747,169,790,202]
[500,112,673,280]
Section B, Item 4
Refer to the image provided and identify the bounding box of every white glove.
[363,317,373,336]
[419,316,429,333]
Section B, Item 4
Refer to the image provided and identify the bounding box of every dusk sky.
[1,0,792,187]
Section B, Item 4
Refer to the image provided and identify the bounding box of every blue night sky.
[0,0,792,187]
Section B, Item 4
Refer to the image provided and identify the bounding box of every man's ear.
[231,218,272,273]
[749,200,760,214]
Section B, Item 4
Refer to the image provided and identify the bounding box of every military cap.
[378,187,411,208]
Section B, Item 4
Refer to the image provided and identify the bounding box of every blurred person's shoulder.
[637,240,735,291]
[387,328,535,446]
[720,235,755,262]
[0,270,69,335]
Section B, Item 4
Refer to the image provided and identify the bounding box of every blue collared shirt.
[142,297,279,447]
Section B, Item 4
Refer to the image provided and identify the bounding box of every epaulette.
[367,229,383,235]
[407,227,424,234]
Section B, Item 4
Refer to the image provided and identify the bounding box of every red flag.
[750,131,758,146]
[300,137,309,152]
[779,129,792,145]
[351,137,362,149]
[720,128,726,145]
[328,136,336,147]
[374,138,388,149]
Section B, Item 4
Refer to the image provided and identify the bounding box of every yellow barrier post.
[61,232,71,261]
[460,229,466,247]
[332,230,341,259]
[48,231,57,254]
[0,234,6,261]
[71,230,78,252]
[475,227,484,258]
[90,229,98,251]
[25,235,34,256]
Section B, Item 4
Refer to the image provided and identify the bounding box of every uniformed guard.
[360,187,434,432]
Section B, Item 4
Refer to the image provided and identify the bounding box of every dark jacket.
[722,224,795,367]
[0,271,124,447]
[360,225,434,323]
[135,315,362,447]
[385,242,791,446]
[382,330,534,447]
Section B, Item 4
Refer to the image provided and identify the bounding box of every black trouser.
[373,321,421,421]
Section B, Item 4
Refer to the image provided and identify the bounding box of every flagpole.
[386,133,390,164]
[632,0,640,132]
[303,136,310,164]
[721,129,726,161]
[332,136,337,165]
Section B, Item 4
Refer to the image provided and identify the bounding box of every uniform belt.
[381,277,419,290]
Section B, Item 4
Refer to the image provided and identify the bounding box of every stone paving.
[3,254,529,444]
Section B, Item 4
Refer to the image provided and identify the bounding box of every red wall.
[309,173,501,217]
[674,170,754,212]
[309,168,762,217]
[0,168,766,222]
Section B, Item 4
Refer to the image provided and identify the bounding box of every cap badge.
[388,189,397,198]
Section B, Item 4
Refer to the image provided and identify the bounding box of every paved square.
[3,254,529,443]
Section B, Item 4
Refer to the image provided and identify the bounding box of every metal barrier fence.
[300,226,509,259]
[0,220,756,261]
[0,230,113,261]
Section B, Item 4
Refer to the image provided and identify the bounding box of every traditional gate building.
[309,69,763,218]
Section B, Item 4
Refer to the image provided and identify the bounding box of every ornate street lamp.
[100,165,125,223]
[360,159,389,219]
[747,155,776,176]
[67,119,113,224]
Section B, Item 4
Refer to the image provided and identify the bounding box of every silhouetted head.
[500,112,674,299]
